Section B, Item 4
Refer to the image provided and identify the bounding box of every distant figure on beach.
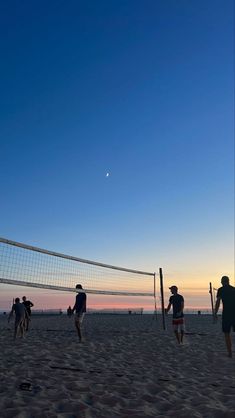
[8,298,29,339]
[22,296,34,331]
[72,284,87,342]
[67,306,73,317]
[215,276,235,358]
[166,285,185,344]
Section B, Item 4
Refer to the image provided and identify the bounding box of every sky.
[0,0,234,311]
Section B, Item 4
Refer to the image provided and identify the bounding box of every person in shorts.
[72,284,87,342]
[215,276,235,358]
[22,296,34,331]
[166,285,185,344]
[8,298,29,339]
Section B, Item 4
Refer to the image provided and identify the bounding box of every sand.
[0,313,234,418]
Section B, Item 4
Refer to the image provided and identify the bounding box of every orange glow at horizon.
[0,269,234,312]
[0,287,215,311]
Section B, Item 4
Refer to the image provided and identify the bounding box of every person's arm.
[214,297,221,316]
[71,299,76,314]
[24,308,30,321]
[180,299,184,314]
[8,306,14,322]
[214,287,222,317]
[165,302,172,314]
[30,301,34,308]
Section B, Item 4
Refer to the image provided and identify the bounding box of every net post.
[153,272,157,321]
[209,282,215,322]
[159,268,166,330]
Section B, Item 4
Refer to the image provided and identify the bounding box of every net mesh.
[0,238,155,296]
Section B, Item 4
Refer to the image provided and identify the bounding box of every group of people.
[8,296,34,339]
[8,285,87,343]
[65,279,235,356]
[166,276,235,358]
[7,277,235,357]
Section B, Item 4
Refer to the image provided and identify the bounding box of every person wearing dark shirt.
[67,306,73,317]
[22,296,34,331]
[166,285,185,344]
[8,298,28,339]
[72,284,87,342]
[215,276,235,358]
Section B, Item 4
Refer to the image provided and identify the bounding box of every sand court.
[0,314,234,418]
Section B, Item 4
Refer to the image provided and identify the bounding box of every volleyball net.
[0,238,156,297]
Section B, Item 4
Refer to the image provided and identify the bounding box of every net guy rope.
[0,237,156,298]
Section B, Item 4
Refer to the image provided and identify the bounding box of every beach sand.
[0,314,234,418]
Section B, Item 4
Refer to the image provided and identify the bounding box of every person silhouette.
[215,276,235,357]
[166,285,185,344]
[72,284,87,342]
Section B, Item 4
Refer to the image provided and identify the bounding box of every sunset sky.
[0,1,234,311]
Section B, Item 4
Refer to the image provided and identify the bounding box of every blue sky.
[0,1,234,308]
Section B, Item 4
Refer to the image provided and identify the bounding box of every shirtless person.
[8,298,28,339]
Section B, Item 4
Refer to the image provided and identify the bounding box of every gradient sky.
[0,0,234,311]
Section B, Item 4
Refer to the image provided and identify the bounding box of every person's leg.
[19,320,25,338]
[173,323,180,343]
[75,322,82,341]
[180,320,185,343]
[173,320,180,343]
[25,317,29,331]
[14,324,18,339]
[222,320,232,357]
[224,333,232,357]
[22,318,26,337]
[174,330,180,343]
[14,318,20,339]
[75,315,83,341]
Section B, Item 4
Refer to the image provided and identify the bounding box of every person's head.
[169,285,178,295]
[22,296,26,301]
[15,297,20,303]
[221,276,229,286]
[76,284,83,289]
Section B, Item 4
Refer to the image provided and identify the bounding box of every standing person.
[22,296,34,331]
[8,298,28,339]
[72,284,87,342]
[67,306,73,317]
[166,285,185,344]
[215,276,235,358]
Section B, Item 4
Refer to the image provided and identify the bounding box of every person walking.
[72,284,87,342]
[166,285,185,344]
[215,276,235,358]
